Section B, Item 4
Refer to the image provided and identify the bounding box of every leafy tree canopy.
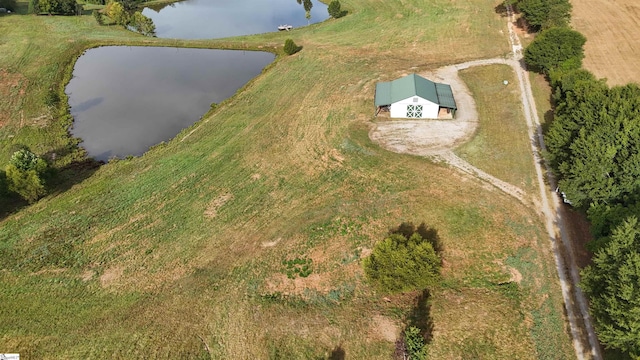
[524,27,586,74]
[328,0,346,18]
[581,217,640,357]
[363,223,441,294]
[544,70,640,208]
[5,149,48,203]
[516,0,572,30]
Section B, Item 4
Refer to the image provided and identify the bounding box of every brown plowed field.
[572,0,640,86]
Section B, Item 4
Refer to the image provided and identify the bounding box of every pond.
[143,0,329,39]
[66,46,274,161]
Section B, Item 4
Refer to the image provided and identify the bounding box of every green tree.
[544,71,640,208]
[5,149,48,203]
[131,11,155,36]
[38,0,54,14]
[516,0,572,30]
[524,27,586,74]
[363,231,441,294]
[581,217,640,357]
[107,1,128,26]
[28,0,39,14]
[37,0,76,15]
[283,38,301,55]
[328,0,345,18]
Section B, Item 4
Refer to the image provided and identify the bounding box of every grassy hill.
[0,0,575,358]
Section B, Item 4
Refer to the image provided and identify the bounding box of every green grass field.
[0,0,575,358]
[456,64,538,193]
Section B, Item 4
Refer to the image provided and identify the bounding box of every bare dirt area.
[572,0,640,86]
[0,69,27,127]
[559,206,594,269]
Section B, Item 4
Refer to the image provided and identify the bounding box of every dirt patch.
[100,266,123,287]
[204,192,233,218]
[81,269,94,282]
[559,206,594,269]
[261,237,281,248]
[507,266,523,284]
[371,315,400,342]
[0,69,29,127]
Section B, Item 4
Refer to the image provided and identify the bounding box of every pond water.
[66,46,274,161]
[143,0,329,39]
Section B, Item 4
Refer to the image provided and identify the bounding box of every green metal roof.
[374,73,457,109]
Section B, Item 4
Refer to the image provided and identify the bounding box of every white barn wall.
[389,96,439,119]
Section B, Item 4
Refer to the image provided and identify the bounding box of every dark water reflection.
[66,46,274,161]
[143,0,329,39]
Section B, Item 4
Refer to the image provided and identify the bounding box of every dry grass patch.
[428,288,533,359]
[572,0,640,85]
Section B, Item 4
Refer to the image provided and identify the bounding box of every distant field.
[572,0,640,86]
[0,0,575,358]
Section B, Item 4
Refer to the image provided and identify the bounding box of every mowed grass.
[455,64,537,193]
[0,0,574,358]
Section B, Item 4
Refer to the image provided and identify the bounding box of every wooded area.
[516,0,640,355]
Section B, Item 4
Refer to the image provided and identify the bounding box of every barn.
[374,74,457,119]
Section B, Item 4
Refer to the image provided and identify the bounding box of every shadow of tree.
[389,221,443,255]
[392,290,435,359]
[328,345,345,360]
[407,290,434,343]
[314,344,346,360]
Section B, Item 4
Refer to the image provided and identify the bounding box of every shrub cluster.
[29,0,80,15]
[363,222,441,294]
[511,0,571,31]
[283,39,301,55]
[4,148,49,203]
[105,1,156,36]
[328,0,347,18]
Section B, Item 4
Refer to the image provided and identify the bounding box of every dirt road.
[370,5,602,359]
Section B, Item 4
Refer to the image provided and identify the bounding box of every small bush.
[328,0,346,18]
[5,149,49,203]
[404,326,428,360]
[363,223,442,294]
[283,39,301,55]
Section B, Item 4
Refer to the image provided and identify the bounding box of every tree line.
[25,0,156,37]
[28,0,81,15]
[516,0,640,356]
